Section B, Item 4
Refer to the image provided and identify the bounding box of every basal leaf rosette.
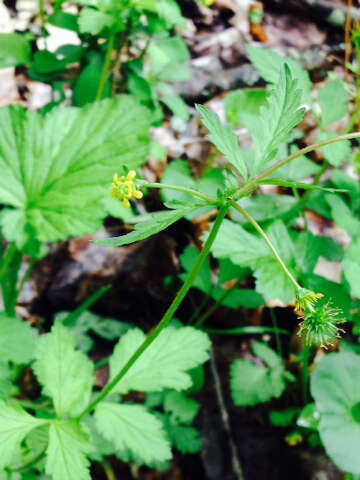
[310,352,360,474]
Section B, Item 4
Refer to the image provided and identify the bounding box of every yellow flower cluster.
[110,171,143,208]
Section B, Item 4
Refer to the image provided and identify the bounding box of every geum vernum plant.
[1,64,359,480]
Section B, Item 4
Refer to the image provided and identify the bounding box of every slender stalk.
[188,292,212,325]
[63,285,111,327]
[78,205,229,420]
[0,243,17,284]
[194,278,241,328]
[94,357,109,370]
[96,31,116,101]
[234,132,360,200]
[203,326,289,336]
[230,201,301,291]
[141,182,217,205]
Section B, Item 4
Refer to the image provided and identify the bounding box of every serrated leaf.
[0,312,37,363]
[78,8,114,34]
[94,402,171,465]
[163,391,199,425]
[33,322,94,417]
[225,89,268,128]
[46,420,91,480]
[230,342,292,406]
[96,204,202,247]
[248,64,305,173]
[0,401,46,469]
[209,219,297,304]
[0,97,151,245]
[0,363,12,400]
[196,104,248,179]
[344,238,360,298]
[247,45,312,106]
[231,194,297,224]
[318,78,349,127]
[109,326,210,394]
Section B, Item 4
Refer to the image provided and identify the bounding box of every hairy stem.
[234,132,360,200]
[96,32,116,101]
[141,182,217,205]
[78,205,229,420]
[230,201,301,291]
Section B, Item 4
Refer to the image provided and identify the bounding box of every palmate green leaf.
[109,326,211,394]
[96,204,202,247]
[225,89,268,128]
[0,401,46,469]
[196,104,248,180]
[33,322,94,417]
[318,78,349,127]
[318,132,351,167]
[248,65,305,173]
[325,194,360,237]
[0,312,37,363]
[310,352,360,474]
[94,403,171,465]
[46,420,91,480]
[163,391,199,425]
[0,96,151,245]
[230,342,293,407]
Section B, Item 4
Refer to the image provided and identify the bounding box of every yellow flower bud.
[110,171,143,208]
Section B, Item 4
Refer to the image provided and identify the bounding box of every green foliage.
[344,238,360,298]
[225,89,268,128]
[109,326,211,393]
[318,78,349,127]
[46,421,91,480]
[34,322,94,417]
[311,352,360,474]
[0,401,46,469]
[0,33,31,68]
[196,105,248,179]
[94,403,171,464]
[0,97,151,245]
[248,65,305,173]
[208,219,297,304]
[230,342,294,406]
[0,313,37,363]
[96,204,204,247]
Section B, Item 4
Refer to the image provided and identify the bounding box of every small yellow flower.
[110,171,143,208]
[285,432,303,447]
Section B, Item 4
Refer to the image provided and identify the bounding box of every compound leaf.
[33,322,94,417]
[94,402,171,465]
[109,327,211,393]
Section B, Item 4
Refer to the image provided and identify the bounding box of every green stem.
[194,278,241,328]
[0,243,17,284]
[141,182,217,205]
[77,205,229,420]
[96,31,116,101]
[14,258,36,305]
[62,285,111,327]
[94,357,109,370]
[203,326,289,336]
[188,292,212,325]
[230,201,301,291]
[234,132,360,200]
